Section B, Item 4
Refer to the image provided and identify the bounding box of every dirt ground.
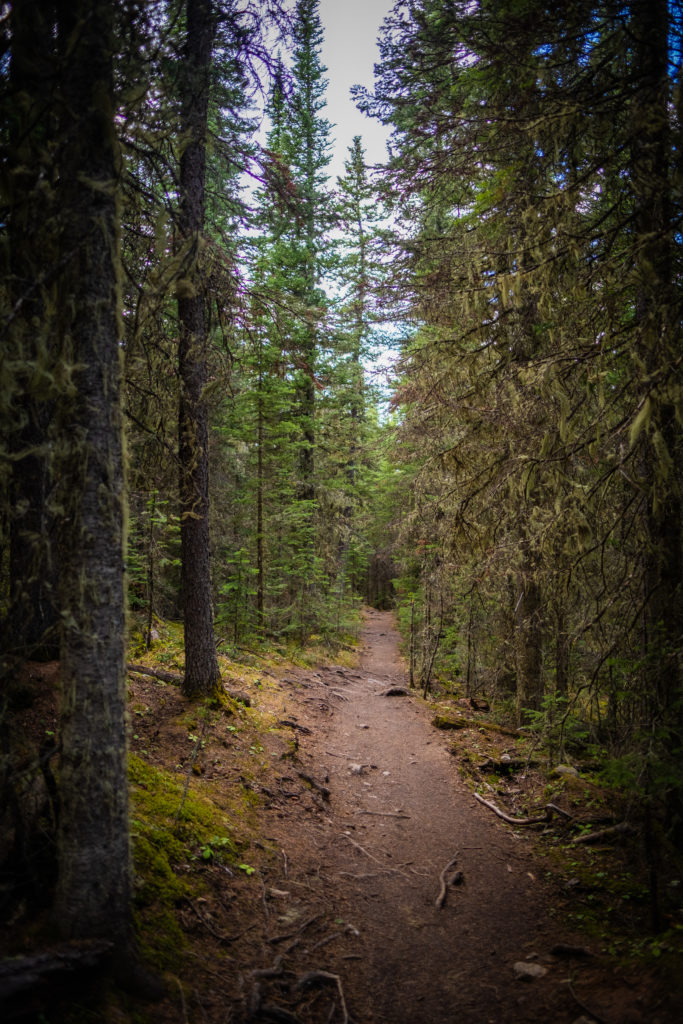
[4,610,681,1023]
[139,608,679,1024]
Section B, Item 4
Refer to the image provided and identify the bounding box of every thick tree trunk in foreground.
[53,0,132,950]
[177,0,221,697]
[3,0,59,670]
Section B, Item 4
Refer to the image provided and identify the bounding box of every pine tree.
[364,0,682,741]
[177,0,222,697]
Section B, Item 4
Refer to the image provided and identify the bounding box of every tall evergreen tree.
[177,0,222,697]
[363,0,682,752]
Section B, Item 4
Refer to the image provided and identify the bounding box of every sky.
[318,0,394,181]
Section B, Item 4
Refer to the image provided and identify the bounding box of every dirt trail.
[265,609,611,1024]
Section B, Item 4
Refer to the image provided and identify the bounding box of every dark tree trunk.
[177,0,221,697]
[3,0,60,672]
[52,0,132,951]
[631,0,681,722]
[515,559,543,724]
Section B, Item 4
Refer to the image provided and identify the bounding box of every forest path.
[262,608,607,1024]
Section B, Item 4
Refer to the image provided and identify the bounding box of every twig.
[435,853,460,909]
[354,810,410,819]
[310,932,342,952]
[339,833,382,864]
[181,896,232,942]
[338,870,396,879]
[172,975,189,1024]
[268,913,322,945]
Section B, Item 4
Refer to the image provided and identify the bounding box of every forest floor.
[4,609,683,1023]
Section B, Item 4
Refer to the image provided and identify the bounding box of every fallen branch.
[474,792,572,826]
[127,662,182,684]
[435,853,460,909]
[433,714,519,736]
[296,970,350,1024]
[571,821,635,845]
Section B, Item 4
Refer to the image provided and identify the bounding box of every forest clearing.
[1,1,682,1021]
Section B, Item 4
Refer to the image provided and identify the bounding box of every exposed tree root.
[571,821,636,844]
[435,853,461,909]
[297,771,331,801]
[474,792,572,826]
[296,970,351,1024]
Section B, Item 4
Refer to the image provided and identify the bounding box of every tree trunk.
[53,0,132,951]
[630,0,682,829]
[177,0,221,697]
[515,558,543,724]
[3,0,60,673]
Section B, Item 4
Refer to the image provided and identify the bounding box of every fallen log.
[476,757,539,774]
[432,714,519,737]
[127,663,251,705]
[127,662,182,684]
[474,792,572,826]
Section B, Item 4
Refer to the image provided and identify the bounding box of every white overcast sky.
[318,0,394,180]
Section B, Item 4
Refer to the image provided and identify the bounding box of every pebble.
[513,961,548,981]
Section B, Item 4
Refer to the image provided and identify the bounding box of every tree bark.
[630,0,681,723]
[53,0,132,950]
[515,557,543,724]
[177,0,221,697]
[3,0,60,672]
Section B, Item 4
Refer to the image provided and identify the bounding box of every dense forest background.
[0,0,681,985]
